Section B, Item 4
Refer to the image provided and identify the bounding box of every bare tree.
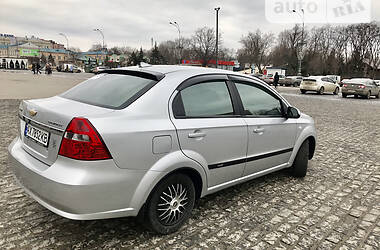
[367,26,380,78]
[89,43,103,52]
[269,25,303,75]
[190,27,216,67]
[68,47,82,53]
[239,29,274,73]
[158,40,178,64]
[346,22,378,75]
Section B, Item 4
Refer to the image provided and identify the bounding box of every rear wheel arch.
[139,166,204,213]
[307,136,316,160]
[162,167,203,201]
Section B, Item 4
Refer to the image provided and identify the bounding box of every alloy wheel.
[157,184,188,225]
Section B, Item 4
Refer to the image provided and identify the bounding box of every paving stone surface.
[0,89,379,249]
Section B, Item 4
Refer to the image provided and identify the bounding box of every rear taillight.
[59,117,112,160]
[343,84,348,87]
[359,85,366,89]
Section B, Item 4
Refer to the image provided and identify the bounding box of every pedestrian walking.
[36,63,41,74]
[32,63,36,74]
[46,63,52,75]
[273,72,279,89]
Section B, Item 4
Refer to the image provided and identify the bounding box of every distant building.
[81,51,108,64]
[263,66,287,76]
[40,48,70,65]
[0,34,64,49]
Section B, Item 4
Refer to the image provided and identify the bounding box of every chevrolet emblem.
[29,109,37,117]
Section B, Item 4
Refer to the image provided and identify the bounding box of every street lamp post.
[215,7,220,69]
[169,21,181,65]
[93,28,105,65]
[59,32,69,62]
[293,9,305,76]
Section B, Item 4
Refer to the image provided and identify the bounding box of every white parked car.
[300,76,340,95]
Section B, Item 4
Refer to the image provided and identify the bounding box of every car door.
[170,75,248,187]
[230,76,297,176]
[327,78,337,92]
[370,81,380,95]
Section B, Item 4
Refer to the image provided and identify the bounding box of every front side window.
[175,81,234,117]
[235,82,283,117]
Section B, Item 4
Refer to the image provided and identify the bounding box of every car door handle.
[188,132,206,138]
[253,128,265,133]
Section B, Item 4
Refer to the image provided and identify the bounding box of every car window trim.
[61,72,161,110]
[227,75,288,118]
[173,77,238,119]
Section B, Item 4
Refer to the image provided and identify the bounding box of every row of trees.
[238,22,380,78]
[84,22,380,78]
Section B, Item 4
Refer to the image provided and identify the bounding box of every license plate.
[24,123,50,147]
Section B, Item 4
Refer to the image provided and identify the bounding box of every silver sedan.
[8,65,317,234]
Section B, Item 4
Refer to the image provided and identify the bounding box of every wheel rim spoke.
[156,183,189,225]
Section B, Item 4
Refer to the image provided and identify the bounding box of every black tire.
[318,87,324,95]
[366,91,371,99]
[333,87,339,95]
[354,94,358,98]
[290,140,309,178]
[144,173,195,234]
[342,93,347,98]
[376,92,380,99]
[301,89,306,94]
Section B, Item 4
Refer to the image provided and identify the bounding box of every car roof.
[109,65,262,81]
[117,65,229,75]
[305,76,323,79]
[349,78,372,81]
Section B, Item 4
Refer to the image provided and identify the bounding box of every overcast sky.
[1,0,379,52]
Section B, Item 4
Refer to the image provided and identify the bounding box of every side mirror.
[286,106,301,119]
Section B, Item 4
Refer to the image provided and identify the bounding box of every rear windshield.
[61,73,158,109]
[304,79,317,82]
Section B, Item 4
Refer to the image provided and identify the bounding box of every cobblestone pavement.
[0,90,379,249]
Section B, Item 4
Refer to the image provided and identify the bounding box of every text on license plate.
[24,124,50,147]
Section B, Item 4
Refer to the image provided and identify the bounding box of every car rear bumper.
[300,85,319,91]
[8,137,148,220]
[342,89,368,96]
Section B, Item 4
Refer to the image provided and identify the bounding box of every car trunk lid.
[344,82,365,90]
[19,96,114,166]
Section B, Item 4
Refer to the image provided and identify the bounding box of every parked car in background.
[300,76,340,95]
[250,73,264,81]
[93,66,107,74]
[8,65,316,234]
[263,74,274,84]
[263,74,285,85]
[283,76,303,87]
[375,80,380,86]
[341,78,380,99]
[326,75,341,84]
[278,75,286,85]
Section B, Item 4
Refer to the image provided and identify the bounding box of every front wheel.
[290,140,309,178]
[144,174,195,234]
[318,87,324,95]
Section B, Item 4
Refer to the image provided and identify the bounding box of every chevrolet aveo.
[8,65,316,234]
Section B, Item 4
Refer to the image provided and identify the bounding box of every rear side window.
[173,81,234,118]
[61,74,157,109]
